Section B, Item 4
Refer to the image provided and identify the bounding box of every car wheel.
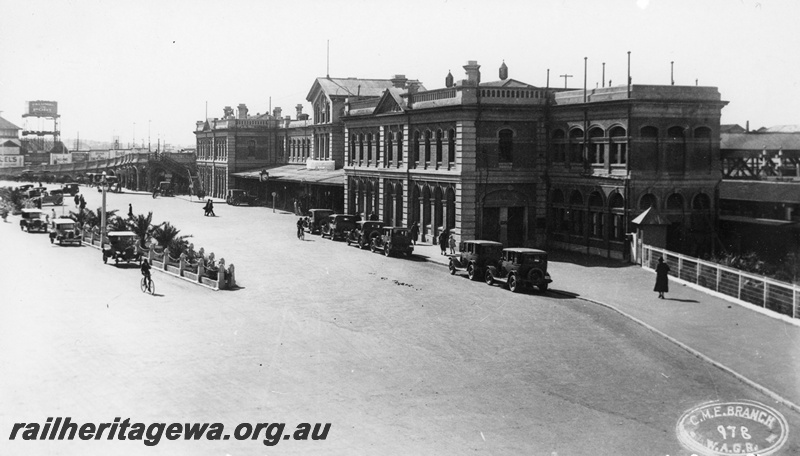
[485,270,494,286]
[448,260,456,275]
[508,275,520,293]
[467,264,477,281]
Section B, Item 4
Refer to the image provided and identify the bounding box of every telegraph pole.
[560,74,573,89]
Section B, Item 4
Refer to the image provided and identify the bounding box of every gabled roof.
[721,132,800,151]
[307,77,426,102]
[372,88,408,115]
[0,115,21,130]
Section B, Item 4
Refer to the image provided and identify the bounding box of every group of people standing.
[406,222,456,255]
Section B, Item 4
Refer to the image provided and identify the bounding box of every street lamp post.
[100,171,108,250]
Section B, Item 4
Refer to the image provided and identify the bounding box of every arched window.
[424,130,432,165]
[358,134,364,163]
[588,191,604,238]
[413,131,421,168]
[552,129,566,163]
[448,129,456,165]
[349,134,357,165]
[694,127,712,139]
[436,130,444,167]
[693,193,711,210]
[569,128,584,163]
[609,193,626,241]
[386,131,393,166]
[667,126,685,139]
[639,193,657,210]
[666,193,684,211]
[641,126,659,138]
[397,131,404,164]
[609,126,627,165]
[499,129,513,163]
[588,127,605,165]
[247,140,256,157]
[569,190,584,236]
[366,133,373,165]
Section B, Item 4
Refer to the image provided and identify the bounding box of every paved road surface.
[1,182,798,455]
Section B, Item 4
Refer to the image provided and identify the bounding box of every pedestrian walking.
[79,199,86,211]
[204,199,216,217]
[438,229,448,256]
[50,208,56,222]
[654,257,670,299]
[74,194,80,207]
[128,203,134,219]
[410,222,419,245]
[448,232,456,254]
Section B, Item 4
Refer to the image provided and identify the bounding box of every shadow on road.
[547,289,581,299]
[549,249,634,269]
[665,297,700,303]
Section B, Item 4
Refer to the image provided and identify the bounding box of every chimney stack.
[463,60,481,86]
[237,103,248,120]
[223,106,234,119]
[390,74,408,89]
[407,80,421,95]
[296,104,304,119]
[273,107,282,119]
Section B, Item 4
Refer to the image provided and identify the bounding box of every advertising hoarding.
[24,101,58,118]
[0,155,24,168]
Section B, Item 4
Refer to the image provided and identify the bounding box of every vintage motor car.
[19,208,47,233]
[17,184,34,193]
[370,227,414,257]
[37,189,64,206]
[61,183,80,196]
[346,220,385,249]
[226,189,257,206]
[304,209,334,234]
[96,176,121,193]
[156,181,174,197]
[102,231,142,265]
[49,218,82,246]
[484,248,552,293]
[448,240,504,281]
[321,214,357,241]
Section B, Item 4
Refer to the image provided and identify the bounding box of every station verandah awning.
[231,164,345,187]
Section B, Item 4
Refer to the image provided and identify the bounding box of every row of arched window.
[348,127,458,169]
[196,138,228,161]
[287,137,311,162]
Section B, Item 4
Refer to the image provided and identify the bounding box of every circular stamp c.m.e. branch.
[676,400,789,455]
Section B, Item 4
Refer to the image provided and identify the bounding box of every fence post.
[738,274,742,300]
[678,255,683,279]
[763,281,768,309]
[197,262,205,284]
[716,267,721,292]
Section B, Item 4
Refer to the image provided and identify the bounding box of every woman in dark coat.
[654,257,670,299]
[438,229,448,256]
[409,222,419,245]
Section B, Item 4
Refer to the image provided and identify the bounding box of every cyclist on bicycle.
[141,259,152,285]
[296,217,305,239]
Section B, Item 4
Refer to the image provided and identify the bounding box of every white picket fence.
[642,245,798,319]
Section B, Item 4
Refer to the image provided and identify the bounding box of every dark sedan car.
[346,220,385,249]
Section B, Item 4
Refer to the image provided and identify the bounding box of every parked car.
[38,190,64,206]
[49,218,82,246]
[61,183,80,196]
[20,208,48,233]
[304,209,335,234]
[157,181,174,197]
[484,248,552,293]
[370,227,414,257]
[321,214,357,241]
[102,231,142,265]
[448,240,504,281]
[17,184,34,193]
[226,189,257,206]
[346,220,385,249]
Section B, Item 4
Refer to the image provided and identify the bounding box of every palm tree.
[129,212,161,248]
[84,207,119,229]
[68,209,88,227]
[107,216,130,232]
[152,222,188,250]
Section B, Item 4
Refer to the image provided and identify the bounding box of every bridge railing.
[642,244,799,320]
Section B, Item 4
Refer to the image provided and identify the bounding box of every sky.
[1,0,798,149]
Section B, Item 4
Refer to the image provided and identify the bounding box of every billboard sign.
[25,101,58,118]
[50,153,72,165]
[0,155,24,168]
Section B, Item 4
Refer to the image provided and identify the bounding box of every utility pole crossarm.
[559,74,573,89]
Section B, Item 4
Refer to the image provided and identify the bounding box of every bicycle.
[140,276,155,294]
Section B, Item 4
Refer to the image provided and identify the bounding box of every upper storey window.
[499,129,513,163]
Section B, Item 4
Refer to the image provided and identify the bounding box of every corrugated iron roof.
[0,115,21,130]
[720,180,800,204]
[721,132,800,151]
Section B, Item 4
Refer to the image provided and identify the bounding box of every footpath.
[412,240,800,414]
